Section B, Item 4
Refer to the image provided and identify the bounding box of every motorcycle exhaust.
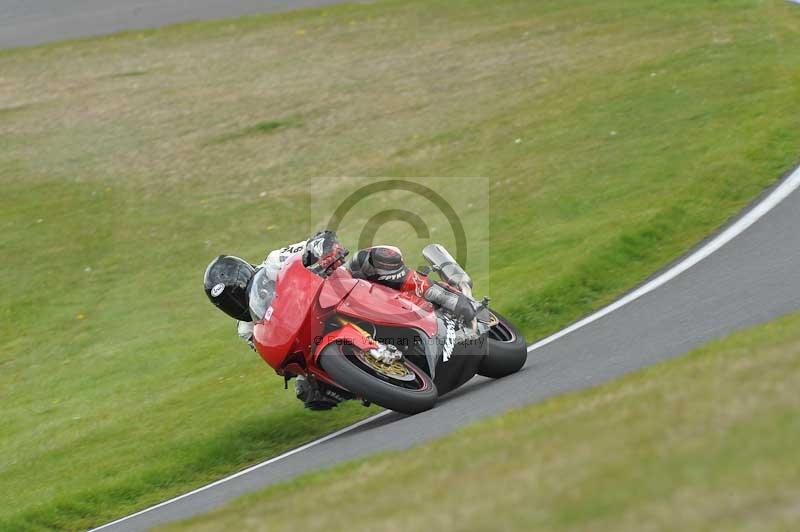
[422,244,473,298]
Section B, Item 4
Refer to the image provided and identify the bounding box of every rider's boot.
[422,282,479,323]
[398,270,479,323]
[294,375,345,410]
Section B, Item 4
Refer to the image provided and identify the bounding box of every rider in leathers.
[226,232,478,410]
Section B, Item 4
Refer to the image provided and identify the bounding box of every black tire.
[478,310,528,379]
[319,343,438,415]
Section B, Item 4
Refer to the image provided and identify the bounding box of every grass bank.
[1,0,798,529]
[165,311,800,532]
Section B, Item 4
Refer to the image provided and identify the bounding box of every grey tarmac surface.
[0,0,357,49]
[97,167,800,531]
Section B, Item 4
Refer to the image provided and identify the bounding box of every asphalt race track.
[0,0,355,48]
[6,2,800,531]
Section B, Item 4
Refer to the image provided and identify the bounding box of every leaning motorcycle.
[248,244,527,415]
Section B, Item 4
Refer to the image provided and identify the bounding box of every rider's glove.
[237,321,255,351]
[423,282,479,323]
[303,230,349,278]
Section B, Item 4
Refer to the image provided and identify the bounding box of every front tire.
[478,310,528,378]
[319,344,438,415]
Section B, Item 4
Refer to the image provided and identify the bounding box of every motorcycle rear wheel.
[478,310,528,378]
[319,343,438,415]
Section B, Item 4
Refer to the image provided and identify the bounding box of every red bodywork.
[252,256,437,387]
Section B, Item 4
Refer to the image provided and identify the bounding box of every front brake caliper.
[367,343,403,364]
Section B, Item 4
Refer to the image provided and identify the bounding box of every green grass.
[164,311,800,532]
[0,0,798,529]
[210,118,302,144]
[106,70,149,79]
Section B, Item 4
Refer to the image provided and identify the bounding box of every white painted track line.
[89,411,392,531]
[527,165,800,353]
[91,164,800,531]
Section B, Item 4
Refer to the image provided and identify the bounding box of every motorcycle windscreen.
[247,268,276,321]
[253,256,323,369]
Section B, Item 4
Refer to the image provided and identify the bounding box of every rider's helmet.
[204,255,256,321]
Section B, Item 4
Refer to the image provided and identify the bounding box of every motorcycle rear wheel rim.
[487,312,516,343]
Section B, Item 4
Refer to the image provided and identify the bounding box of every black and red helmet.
[203,255,256,321]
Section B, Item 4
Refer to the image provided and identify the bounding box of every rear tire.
[478,310,528,379]
[319,344,438,415]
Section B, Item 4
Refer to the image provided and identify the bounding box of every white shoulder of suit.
[261,240,307,275]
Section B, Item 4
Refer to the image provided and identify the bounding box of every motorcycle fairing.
[253,254,483,393]
[330,282,484,392]
[429,315,487,396]
[335,280,438,338]
[317,268,360,309]
[253,256,324,370]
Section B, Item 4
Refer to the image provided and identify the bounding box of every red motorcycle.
[249,245,527,415]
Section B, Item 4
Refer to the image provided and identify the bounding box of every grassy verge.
[164,311,800,532]
[1,0,799,529]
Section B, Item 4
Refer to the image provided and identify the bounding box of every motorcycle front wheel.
[319,343,438,415]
